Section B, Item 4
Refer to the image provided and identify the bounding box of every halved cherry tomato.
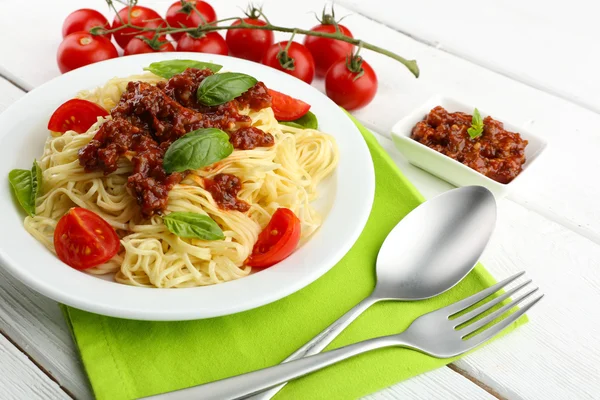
[54,207,120,270]
[268,89,311,121]
[48,99,108,134]
[247,208,301,268]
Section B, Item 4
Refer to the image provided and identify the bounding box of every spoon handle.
[246,294,379,400]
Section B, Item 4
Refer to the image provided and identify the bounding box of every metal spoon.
[149,186,496,400]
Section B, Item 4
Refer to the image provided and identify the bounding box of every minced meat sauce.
[204,173,250,212]
[411,106,528,184]
[78,68,274,216]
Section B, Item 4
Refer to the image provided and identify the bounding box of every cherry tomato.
[112,6,166,49]
[268,89,311,121]
[48,99,108,134]
[247,208,301,268]
[57,32,118,74]
[226,18,274,62]
[62,9,111,39]
[54,207,120,270]
[124,38,175,55]
[166,1,217,41]
[177,32,228,55]
[262,41,315,84]
[304,23,354,77]
[325,57,378,111]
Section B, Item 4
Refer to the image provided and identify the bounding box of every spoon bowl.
[375,185,496,300]
[241,185,497,400]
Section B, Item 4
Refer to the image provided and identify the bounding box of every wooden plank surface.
[0,0,599,399]
[0,334,68,400]
[0,75,492,400]
[339,0,600,113]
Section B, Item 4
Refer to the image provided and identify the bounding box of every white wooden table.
[1,0,599,398]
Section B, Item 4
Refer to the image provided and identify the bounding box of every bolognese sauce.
[411,106,528,184]
[78,68,274,216]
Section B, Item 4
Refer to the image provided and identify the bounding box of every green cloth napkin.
[62,115,526,400]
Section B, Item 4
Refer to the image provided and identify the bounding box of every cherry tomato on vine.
[304,23,354,77]
[62,9,111,39]
[57,32,118,74]
[54,207,121,270]
[246,208,301,268]
[112,6,166,49]
[177,32,228,55]
[325,56,378,111]
[48,99,109,134]
[226,18,274,62]
[166,1,217,41]
[124,38,175,55]
[268,89,311,121]
[262,41,315,84]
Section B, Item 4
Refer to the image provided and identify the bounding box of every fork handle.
[143,335,399,400]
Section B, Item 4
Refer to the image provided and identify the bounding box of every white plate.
[0,53,374,321]
[391,95,547,198]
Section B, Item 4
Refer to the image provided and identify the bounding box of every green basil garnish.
[163,212,225,240]
[8,160,42,217]
[467,108,484,139]
[163,128,233,173]
[197,72,258,106]
[281,111,318,130]
[144,59,223,79]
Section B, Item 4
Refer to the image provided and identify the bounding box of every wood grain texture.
[0,0,599,399]
[339,0,600,114]
[0,333,69,400]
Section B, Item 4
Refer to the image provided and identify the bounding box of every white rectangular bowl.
[391,95,548,197]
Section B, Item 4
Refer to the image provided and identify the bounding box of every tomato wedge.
[54,207,120,270]
[268,89,311,121]
[48,99,108,134]
[247,208,301,268]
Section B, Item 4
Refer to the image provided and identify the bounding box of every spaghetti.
[23,71,339,288]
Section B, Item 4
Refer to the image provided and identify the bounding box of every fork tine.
[463,294,544,350]
[459,287,539,338]
[444,271,525,316]
[453,279,532,326]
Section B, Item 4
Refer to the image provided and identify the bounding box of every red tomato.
[57,32,118,74]
[124,38,175,55]
[54,207,120,270]
[247,208,301,268]
[112,6,166,49]
[48,99,108,134]
[226,18,274,62]
[166,1,217,41]
[177,32,228,55]
[304,24,354,77]
[62,9,111,39]
[268,89,311,121]
[262,41,315,84]
[325,57,378,111]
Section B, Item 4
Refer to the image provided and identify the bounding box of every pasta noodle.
[24,73,339,288]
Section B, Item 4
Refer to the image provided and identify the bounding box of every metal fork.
[145,271,542,400]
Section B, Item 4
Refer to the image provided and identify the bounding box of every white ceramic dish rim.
[0,53,375,321]
[391,94,548,188]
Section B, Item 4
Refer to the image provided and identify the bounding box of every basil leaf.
[144,60,223,79]
[32,160,42,199]
[280,111,318,130]
[8,169,35,216]
[163,128,233,173]
[197,72,258,106]
[163,212,225,240]
[467,108,484,139]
